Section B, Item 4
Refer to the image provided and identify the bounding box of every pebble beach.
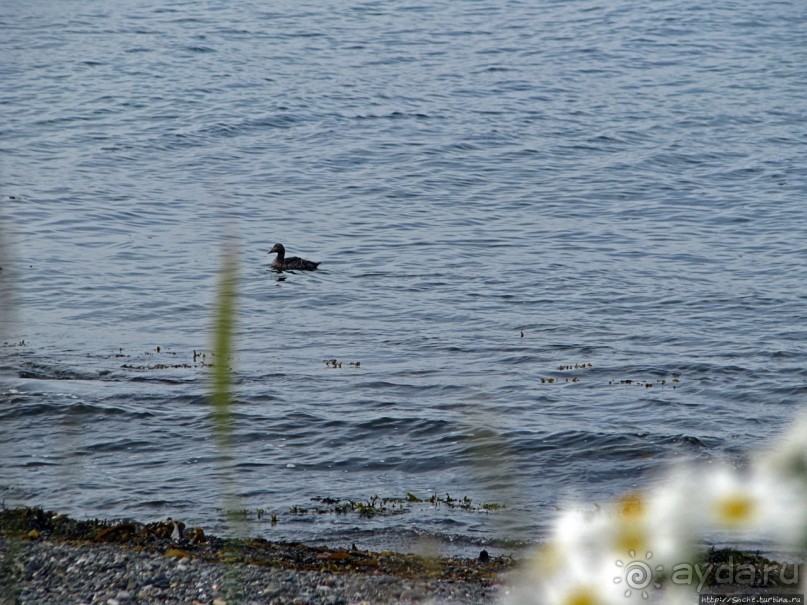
[2,508,804,604]
[0,508,508,605]
[0,538,504,605]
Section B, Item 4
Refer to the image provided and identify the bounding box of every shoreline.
[1,507,803,604]
[0,507,511,604]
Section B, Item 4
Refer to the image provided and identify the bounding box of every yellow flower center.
[618,493,645,518]
[716,494,755,526]
[564,586,599,605]
[616,526,646,554]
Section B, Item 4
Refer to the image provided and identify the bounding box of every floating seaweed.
[323,359,361,369]
[289,493,505,519]
[537,362,593,384]
[121,363,194,370]
[540,376,581,384]
[609,377,681,389]
[536,362,683,390]
[115,348,220,371]
[557,363,593,371]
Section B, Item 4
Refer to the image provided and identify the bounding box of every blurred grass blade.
[0,202,16,341]
[0,205,22,605]
[211,244,237,454]
[209,242,245,602]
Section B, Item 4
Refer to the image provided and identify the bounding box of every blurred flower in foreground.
[503,414,807,604]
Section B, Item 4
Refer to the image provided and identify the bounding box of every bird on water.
[269,243,320,271]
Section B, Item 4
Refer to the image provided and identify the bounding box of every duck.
[269,243,320,271]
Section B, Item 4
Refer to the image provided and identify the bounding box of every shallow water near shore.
[2,0,806,556]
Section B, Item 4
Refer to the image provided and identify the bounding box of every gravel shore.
[0,506,511,605]
[5,508,798,604]
[0,536,507,605]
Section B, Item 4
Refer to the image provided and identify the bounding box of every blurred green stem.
[210,243,244,602]
[211,245,237,455]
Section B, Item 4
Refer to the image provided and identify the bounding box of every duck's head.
[269,243,285,255]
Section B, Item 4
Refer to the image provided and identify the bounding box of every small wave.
[18,364,109,382]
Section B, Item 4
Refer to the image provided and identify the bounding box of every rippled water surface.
[2,0,806,555]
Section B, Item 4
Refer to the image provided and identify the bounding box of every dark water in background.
[1,0,806,556]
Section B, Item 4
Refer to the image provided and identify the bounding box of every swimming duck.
[269,243,320,271]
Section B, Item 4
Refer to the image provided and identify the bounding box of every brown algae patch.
[0,507,512,584]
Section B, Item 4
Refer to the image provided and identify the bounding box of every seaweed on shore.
[1,508,802,590]
[0,507,513,584]
[698,546,800,588]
